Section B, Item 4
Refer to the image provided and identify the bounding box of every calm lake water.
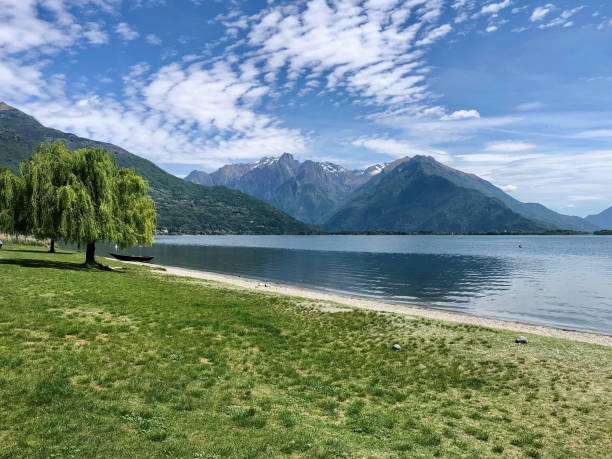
[104,235,612,335]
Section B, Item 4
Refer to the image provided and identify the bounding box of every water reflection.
[102,242,512,306]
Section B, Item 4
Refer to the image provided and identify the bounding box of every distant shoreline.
[114,258,612,347]
[155,230,603,236]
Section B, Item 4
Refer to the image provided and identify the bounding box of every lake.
[104,235,612,335]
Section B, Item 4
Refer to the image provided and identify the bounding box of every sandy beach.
[115,259,612,347]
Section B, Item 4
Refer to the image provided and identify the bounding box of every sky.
[1,0,611,217]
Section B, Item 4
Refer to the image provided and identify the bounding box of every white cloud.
[485,141,536,152]
[569,195,604,201]
[376,114,523,143]
[480,0,511,16]
[145,33,162,45]
[84,22,109,45]
[415,24,452,46]
[0,58,45,100]
[500,184,517,192]
[352,136,451,162]
[115,22,139,41]
[0,0,82,55]
[442,109,480,121]
[516,101,543,111]
[458,153,539,162]
[530,4,554,22]
[572,129,612,139]
[454,149,612,213]
[245,0,441,108]
[539,7,585,29]
[597,18,612,30]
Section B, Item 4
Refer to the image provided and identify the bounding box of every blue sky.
[1,0,611,216]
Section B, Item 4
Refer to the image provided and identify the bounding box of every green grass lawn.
[0,246,610,458]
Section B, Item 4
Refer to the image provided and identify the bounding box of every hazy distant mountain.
[186,153,380,223]
[0,102,318,235]
[323,156,547,233]
[586,207,612,229]
[184,170,213,186]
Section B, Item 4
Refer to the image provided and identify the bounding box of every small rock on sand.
[392,344,401,351]
[515,336,528,344]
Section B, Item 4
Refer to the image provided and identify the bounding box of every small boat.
[109,253,155,263]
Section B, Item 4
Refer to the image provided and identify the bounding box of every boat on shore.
[109,253,155,263]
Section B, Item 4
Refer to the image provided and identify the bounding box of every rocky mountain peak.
[278,152,295,163]
[0,102,42,127]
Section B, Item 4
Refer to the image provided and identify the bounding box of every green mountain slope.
[323,156,546,233]
[394,156,598,232]
[0,102,318,234]
[271,179,339,224]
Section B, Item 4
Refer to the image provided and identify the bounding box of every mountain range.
[0,102,602,235]
[586,207,612,229]
[186,153,382,224]
[0,102,317,235]
[186,154,599,233]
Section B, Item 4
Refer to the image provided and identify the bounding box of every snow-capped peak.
[251,156,278,169]
[364,163,387,176]
[320,162,347,174]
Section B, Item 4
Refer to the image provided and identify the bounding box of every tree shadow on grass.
[0,258,96,272]
[1,249,72,254]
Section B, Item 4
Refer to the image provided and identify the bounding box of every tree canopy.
[19,142,76,252]
[0,141,156,265]
[64,146,156,264]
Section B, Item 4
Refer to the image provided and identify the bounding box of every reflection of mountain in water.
[103,243,512,308]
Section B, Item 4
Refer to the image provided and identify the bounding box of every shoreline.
[117,259,612,347]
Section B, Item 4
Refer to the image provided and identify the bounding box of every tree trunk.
[85,241,96,265]
[49,239,55,253]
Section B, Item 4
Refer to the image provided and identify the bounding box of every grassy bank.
[0,234,48,247]
[0,247,610,458]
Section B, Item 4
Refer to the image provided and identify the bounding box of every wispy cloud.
[145,33,162,45]
[351,136,451,162]
[244,0,447,107]
[480,0,512,16]
[516,101,543,111]
[572,129,612,139]
[442,110,480,121]
[538,6,585,29]
[530,4,554,22]
[484,141,536,152]
[84,22,109,45]
[115,22,140,41]
[415,24,452,46]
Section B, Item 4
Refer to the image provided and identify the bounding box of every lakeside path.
[118,260,612,347]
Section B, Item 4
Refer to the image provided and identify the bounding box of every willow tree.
[0,167,25,235]
[60,146,157,265]
[20,142,75,252]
